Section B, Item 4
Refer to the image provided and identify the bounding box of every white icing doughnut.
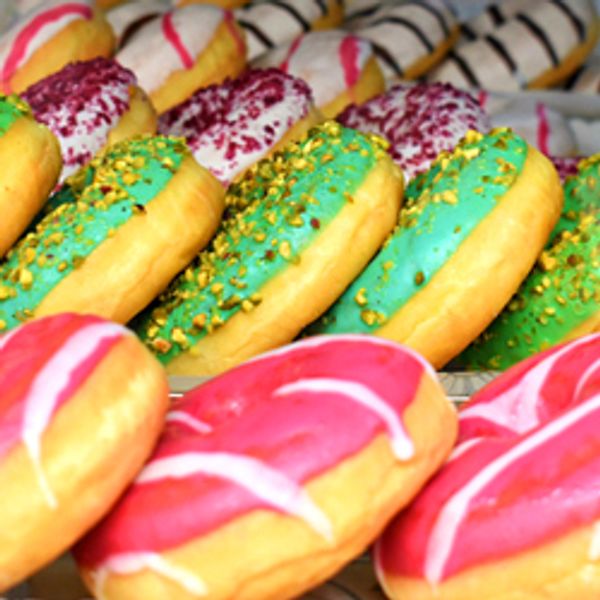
[428,0,600,91]
[235,0,344,61]
[252,30,376,111]
[105,0,169,48]
[344,0,458,80]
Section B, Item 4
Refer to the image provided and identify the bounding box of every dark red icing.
[158,68,313,185]
[75,336,428,567]
[550,155,582,182]
[22,57,135,178]
[337,82,490,180]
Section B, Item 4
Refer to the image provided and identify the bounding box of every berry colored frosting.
[158,68,313,186]
[75,334,431,595]
[252,30,374,108]
[551,155,582,182]
[0,136,189,332]
[337,82,490,181]
[0,0,94,92]
[22,57,137,182]
[376,333,600,585]
[133,122,386,365]
[0,313,131,508]
[308,128,527,336]
[456,154,600,370]
[0,93,31,135]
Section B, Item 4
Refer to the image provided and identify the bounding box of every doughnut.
[251,30,385,119]
[158,68,322,187]
[375,332,600,600]
[563,59,600,94]
[0,94,61,257]
[174,0,250,8]
[455,154,599,371]
[74,334,457,599]
[0,0,115,94]
[21,57,157,183]
[551,155,582,181]
[0,312,169,593]
[489,101,577,158]
[0,135,224,332]
[133,121,404,375]
[307,128,564,369]
[115,5,247,114]
[235,0,344,61]
[105,0,169,49]
[337,82,490,182]
[344,0,459,81]
[428,0,600,91]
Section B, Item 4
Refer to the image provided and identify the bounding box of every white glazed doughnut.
[428,0,600,91]
[251,30,385,118]
[344,0,459,81]
[105,0,169,49]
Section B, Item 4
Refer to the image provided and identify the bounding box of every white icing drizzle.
[116,5,223,95]
[574,357,600,402]
[93,551,207,600]
[446,437,484,462]
[137,451,334,542]
[589,521,600,561]
[274,377,414,461]
[0,0,93,77]
[459,335,594,434]
[253,30,372,107]
[424,391,600,584]
[166,410,212,434]
[21,322,128,509]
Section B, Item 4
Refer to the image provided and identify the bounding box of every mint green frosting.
[457,155,600,370]
[0,135,188,331]
[0,94,31,136]
[308,128,527,335]
[133,122,384,364]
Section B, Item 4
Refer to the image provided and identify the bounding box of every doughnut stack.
[0,0,597,598]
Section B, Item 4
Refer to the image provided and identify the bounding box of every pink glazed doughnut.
[375,333,600,600]
[75,335,457,600]
[337,82,490,181]
[158,68,322,186]
[0,312,169,593]
[22,57,157,183]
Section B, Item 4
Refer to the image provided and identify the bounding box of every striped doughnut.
[133,122,404,375]
[235,0,344,61]
[115,5,246,114]
[0,313,169,593]
[0,0,114,94]
[74,335,457,600]
[174,0,250,8]
[337,82,490,182]
[456,154,599,371]
[22,57,157,183]
[0,93,61,257]
[158,68,322,187]
[488,100,577,158]
[563,59,600,94]
[375,333,600,600]
[251,30,385,118]
[105,0,169,49]
[344,0,459,81]
[0,136,224,332]
[428,0,600,91]
[307,128,563,369]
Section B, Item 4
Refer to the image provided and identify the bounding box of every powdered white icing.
[235,0,327,61]
[460,336,595,434]
[589,521,600,561]
[92,552,207,600]
[166,410,212,434]
[274,377,414,460]
[425,391,600,584]
[21,322,127,508]
[116,5,223,94]
[137,451,334,542]
[0,0,93,78]
[253,30,372,107]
